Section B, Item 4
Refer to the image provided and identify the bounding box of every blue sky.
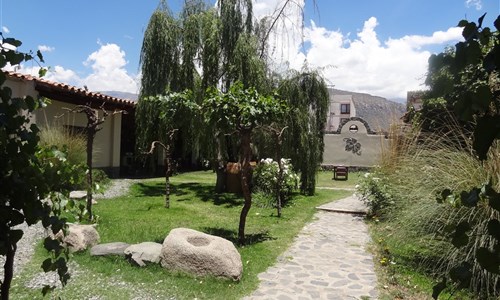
[2,0,499,101]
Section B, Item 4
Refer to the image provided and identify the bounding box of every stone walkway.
[244,195,378,300]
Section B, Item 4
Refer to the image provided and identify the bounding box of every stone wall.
[323,117,388,167]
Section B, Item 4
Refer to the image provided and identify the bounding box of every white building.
[325,94,356,132]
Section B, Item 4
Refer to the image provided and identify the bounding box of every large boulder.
[160,228,242,281]
[90,242,130,257]
[64,224,100,252]
[124,242,162,267]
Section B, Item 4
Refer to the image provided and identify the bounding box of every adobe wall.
[323,117,388,167]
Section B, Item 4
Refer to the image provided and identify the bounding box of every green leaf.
[473,116,500,160]
[477,13,486,28]
[437,189,452,203]
[465,41,482,65]
[42,284,55,296]
[449,262,472,288]
[476,247,500,274]
[462,22,478,40]
[38,68,47,78]
[36,50,44,63]
[494,15,500,32]
[451,221,471,248]
[9,229,23,243]
[470,84,492,113]
[487,219,500,240]
[460,188,480,207]
[41,258,53,272]
[5,51,25,65]
[432,277,447,299]
[458,20,469,27]
[3,38,22,47]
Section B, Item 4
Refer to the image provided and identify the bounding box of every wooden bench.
[333,166,349,181]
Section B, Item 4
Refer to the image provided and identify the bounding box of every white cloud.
[82,43,139,93]
[257,1,464,101]
[45,66,80,83]
[2,26,9,34]
[465,0,482,10]
[10,43,139,96]
[294,18,464,99]
[38,45,55,52]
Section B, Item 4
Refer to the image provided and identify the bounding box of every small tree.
[144,129,178,208]
[204,83,285,244]
[58,104,123,221]
[136,91,199,207]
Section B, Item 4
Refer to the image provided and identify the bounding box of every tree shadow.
[132,182,164,197]
[132,181,243,208]
[170,183,242,208]
[203,227,275,246]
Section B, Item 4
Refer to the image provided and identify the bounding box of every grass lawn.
[315,170,362,189]
[10,171,352,299]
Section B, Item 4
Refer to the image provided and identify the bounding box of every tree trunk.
[214,132,227,194]
[86,131,95,221]
[164,146,171,208]
[1,242,16,300]
[238,130,252,245]
[276,139,283,218]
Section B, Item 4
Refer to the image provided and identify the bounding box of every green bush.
[253,158,298,207]
[356,171,394,218]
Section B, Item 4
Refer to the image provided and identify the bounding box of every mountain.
[100,91,138,101]
[329,88,406,132]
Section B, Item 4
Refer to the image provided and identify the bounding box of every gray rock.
[69,190,87,199]
[63,224,100,252]
[124,242,162,267]
[90,242,130,257]
[160,228,242,281]
[69,191,98,204]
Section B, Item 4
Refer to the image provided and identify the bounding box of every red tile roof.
[4,71,136,110]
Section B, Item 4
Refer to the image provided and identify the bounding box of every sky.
[1,0,499,102]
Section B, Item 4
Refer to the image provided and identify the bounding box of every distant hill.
[329,89,406,132]
[100,91,138,101]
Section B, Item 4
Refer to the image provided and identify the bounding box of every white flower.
[364,172,371,178]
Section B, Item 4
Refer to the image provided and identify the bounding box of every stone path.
[244,195,378,300]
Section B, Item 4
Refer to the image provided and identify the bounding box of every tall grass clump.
[39,126,87,166]
[359,119,500,297]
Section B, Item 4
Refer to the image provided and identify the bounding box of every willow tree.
[139,2,180,98]
[278,71,329,195]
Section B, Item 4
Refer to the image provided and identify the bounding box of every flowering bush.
[253,158,299,207]
[356,171,394,218]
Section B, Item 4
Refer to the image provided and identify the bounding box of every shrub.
[356,171,394,218]
[253,158,298,207]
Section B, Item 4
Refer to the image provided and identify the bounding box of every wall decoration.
[343,137,362,155]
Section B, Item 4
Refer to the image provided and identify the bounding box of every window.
[340,103,350,114]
